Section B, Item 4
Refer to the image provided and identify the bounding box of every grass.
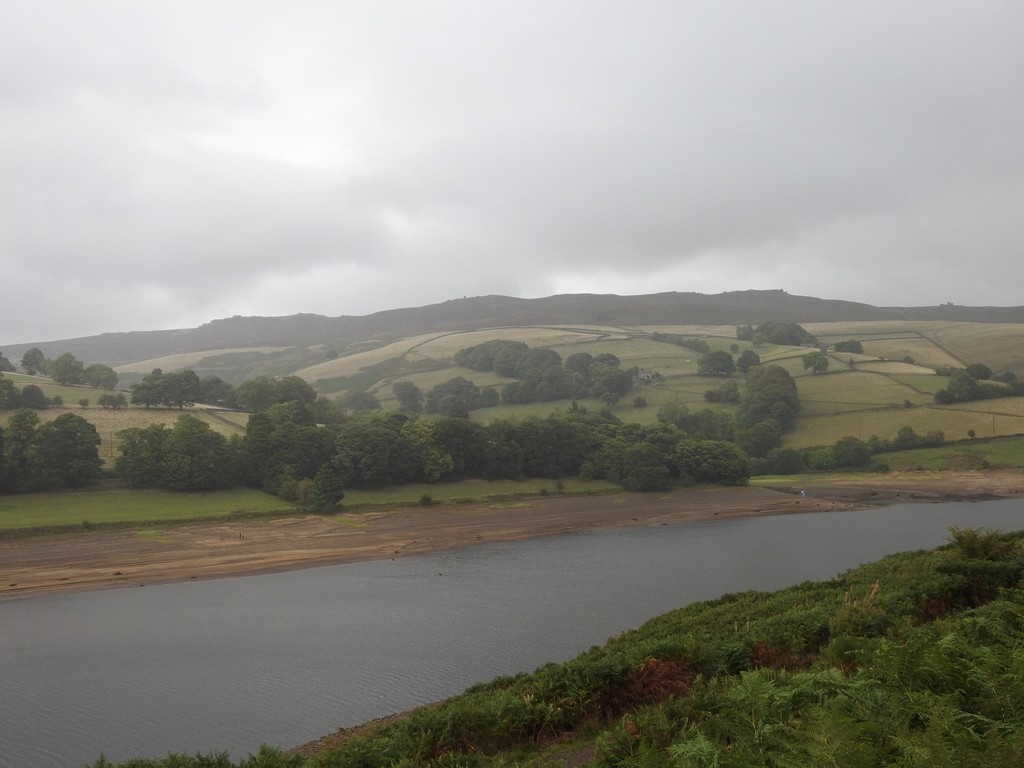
[0,478,622,533]
[342,477,621,507]
[113,346,289,375]
[0,487,296,531]
[868,435,1024,471]
[1,372,122,405]
[891,373,948,393]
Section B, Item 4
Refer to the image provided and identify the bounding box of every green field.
[0,478,623,532]
[865,435,1024,471]
[0,487,297,531]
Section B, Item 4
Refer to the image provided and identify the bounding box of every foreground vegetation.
[89,526,1024,766]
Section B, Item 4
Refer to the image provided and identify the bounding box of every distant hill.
[5,290,1024,375]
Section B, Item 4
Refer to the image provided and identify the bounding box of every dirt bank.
[2,470,1022,601]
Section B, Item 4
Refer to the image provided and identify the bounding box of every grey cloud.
[3,1,1024,344]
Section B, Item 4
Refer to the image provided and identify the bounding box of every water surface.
[1,498,1022,766]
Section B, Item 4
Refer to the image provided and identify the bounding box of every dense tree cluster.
[697,350,736,376]
[15,349,119,388]
[110,400,753,501]
[833,339,864,353]
[737,321,818,347]
[649,332,711,354]
[451,340,638,408]
[934,365,1023,404]
[0,352,14,372]
[801,350,830,374]
[0,410,103,492]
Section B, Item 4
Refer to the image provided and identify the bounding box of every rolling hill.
[6,290,1024,381]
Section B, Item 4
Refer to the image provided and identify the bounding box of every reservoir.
[2,498,1023,767]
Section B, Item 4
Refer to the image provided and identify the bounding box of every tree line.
[453,340,638,406]
[0,410,103,492]
[112,401,751,502]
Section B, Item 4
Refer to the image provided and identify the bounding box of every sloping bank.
[89,521,1024,767]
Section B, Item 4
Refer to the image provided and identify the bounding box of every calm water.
[2,498,1024,767]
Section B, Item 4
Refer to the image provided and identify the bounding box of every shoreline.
[3,470,1023,601]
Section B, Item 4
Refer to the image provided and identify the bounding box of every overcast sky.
[3,2,1023,344]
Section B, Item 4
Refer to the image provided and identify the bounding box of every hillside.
[7,290,1024,377]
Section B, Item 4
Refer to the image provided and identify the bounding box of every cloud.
[2,1,1024,344]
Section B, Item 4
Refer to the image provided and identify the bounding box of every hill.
[7,290,1024,379]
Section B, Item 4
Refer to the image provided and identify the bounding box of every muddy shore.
[3,470,1022,602]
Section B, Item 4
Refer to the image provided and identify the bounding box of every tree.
[697,350,736,376]
[339,390,382,411]
[618,443,672,491]
[234,376,284,412]
[0,352,14,372]
[965,363,993,381]
[425,377,480,413]
[737,419,782,458]
[393,381,424,414]
[160,415,232,491]
[278,376,317,405]
[834,340,864,354]
[331,413,420,489]
[18,384,49,410]
[833,435,872,467]
[129,368,200,409]
[935,370,982,404]
[675,440,751,485]
[83,363,118,390]
[0,374,18,409]
[2,409,39,490]
[704,380,740,404]
[198,375,235,406]
[736,350,761,373]
[20,348,45,376]
[116,424,169,487]
[400,419,454,482]
[48,352,85,385]
[802,351,830,374]
[98,392,128,410]
[739,365,800,430]
[162,370,202,409]
[308,465,346,511]
[34,413,103,488]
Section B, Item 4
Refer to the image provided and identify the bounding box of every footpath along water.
[1,499,1023,767]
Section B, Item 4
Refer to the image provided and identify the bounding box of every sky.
[3,1,1024,344]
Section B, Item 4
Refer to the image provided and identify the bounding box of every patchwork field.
[8,318,1024,465]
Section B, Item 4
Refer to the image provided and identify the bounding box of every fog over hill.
[5,290,1024,372]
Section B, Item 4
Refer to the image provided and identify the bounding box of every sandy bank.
[2,470,1022,601]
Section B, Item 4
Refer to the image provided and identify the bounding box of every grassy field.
[0,487,297,530]
[113,346,290,375]
[0,477,622,532]
[2,372,122,405]
[867,435,1024,471]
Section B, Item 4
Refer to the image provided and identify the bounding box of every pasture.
[868,435,1024,471]
[113,346,289,375]
[0,487,295,531]
[0,477,622,532]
